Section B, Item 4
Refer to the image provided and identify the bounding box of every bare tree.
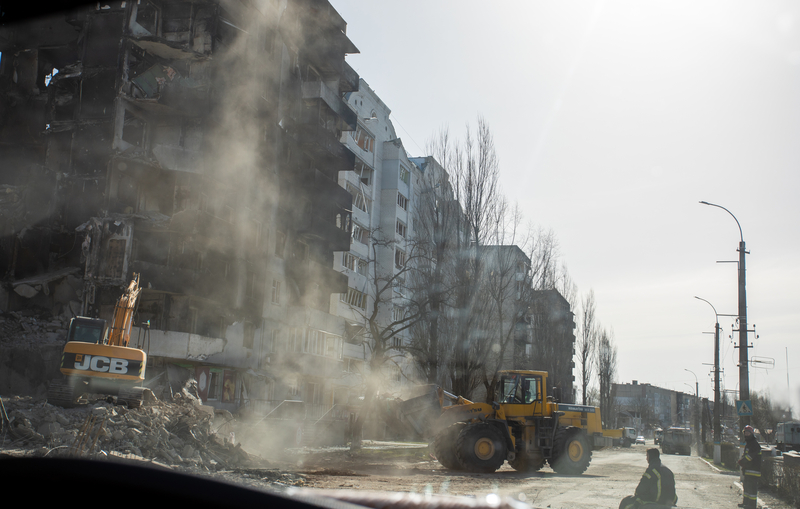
[345,230,430,449]
[421,119,504,400]
[528,226,560,291]
[631,392,656,432]
[750,391,791,443]
[597,327,618,428]
[407,147,461,387]
[577,290,597,405]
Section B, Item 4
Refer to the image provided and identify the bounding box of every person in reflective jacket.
[620,448,678,509]
[738,425,761,508]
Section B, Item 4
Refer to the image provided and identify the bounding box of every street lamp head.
[698,200,743,242]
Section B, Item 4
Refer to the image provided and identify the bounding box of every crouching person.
[620,448,678,509]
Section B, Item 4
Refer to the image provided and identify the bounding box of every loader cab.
[67,317,107,344]
[497,373,543,405]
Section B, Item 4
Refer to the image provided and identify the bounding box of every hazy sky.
[333,0,800,412]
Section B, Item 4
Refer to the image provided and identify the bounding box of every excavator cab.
[67,317,107,343]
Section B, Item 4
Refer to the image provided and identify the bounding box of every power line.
[390,114,425,156]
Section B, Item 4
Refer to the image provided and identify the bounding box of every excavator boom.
[108,274,141,347]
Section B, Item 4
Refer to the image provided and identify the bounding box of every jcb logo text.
[74,355,129,374]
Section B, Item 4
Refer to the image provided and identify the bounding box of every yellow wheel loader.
[398,370,609,474]
[48,275,146,408]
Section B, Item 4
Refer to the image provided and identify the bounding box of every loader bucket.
[397,388,443,439]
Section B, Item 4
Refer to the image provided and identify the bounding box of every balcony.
[339,60,359,93]
[282,0,359,64]
[125,64,210,117]
[294,123,355,176]
[129,36,208,61]
[286,257,348,300]
[298,215,350,252]
[301,80,357,131]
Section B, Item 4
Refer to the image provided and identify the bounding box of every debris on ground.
[0,384,268,472]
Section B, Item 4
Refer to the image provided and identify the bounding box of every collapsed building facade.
[0,0,360,435]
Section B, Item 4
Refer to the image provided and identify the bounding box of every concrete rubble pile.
[1,384,264,471]
[0,310,69,346]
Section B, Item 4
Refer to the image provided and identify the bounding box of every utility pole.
[700,201,750,430]
[685,369,699,456]
[695,296,729,464]
[736,236,750,429]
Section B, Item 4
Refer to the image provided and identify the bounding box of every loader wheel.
[118,387,144,409]
[47,379,76,408]
[455,423,506,473]
[509,451,545,473]
[433,423,465,470]
[549,427,591,475]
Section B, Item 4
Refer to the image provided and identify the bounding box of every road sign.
[736,399,753,416]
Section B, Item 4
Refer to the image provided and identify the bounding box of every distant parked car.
[635,436,646,445]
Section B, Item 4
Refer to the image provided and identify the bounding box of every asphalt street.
[300,444,752,509]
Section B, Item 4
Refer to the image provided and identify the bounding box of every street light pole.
[695,296,723,451]
[685,369,699,456]
[700,201,750,429]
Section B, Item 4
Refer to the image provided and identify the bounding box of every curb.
[698,456,739,476]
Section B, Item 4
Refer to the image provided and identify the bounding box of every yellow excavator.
[48,275,147,408]
[396,370,609,474]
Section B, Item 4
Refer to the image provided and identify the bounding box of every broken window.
[335,213,351,233]
[346,183,370,213]
[354,158,373,186]
[342,253,367,276]
[130,0,159,36]
[353,125,374,153]
[341,287,366,309]
[351,223,368,245]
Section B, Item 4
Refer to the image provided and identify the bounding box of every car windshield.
[1,2,798,509]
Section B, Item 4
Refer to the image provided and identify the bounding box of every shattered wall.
[1,0,361,433]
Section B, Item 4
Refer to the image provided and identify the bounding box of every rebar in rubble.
[70,414,106,456]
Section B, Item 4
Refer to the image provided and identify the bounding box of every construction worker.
[619,448,678,509]
[738,425,761,508]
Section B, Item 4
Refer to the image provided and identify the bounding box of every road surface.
[295,445,752,509]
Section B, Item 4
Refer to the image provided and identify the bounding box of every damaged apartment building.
[0,0,361,427]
